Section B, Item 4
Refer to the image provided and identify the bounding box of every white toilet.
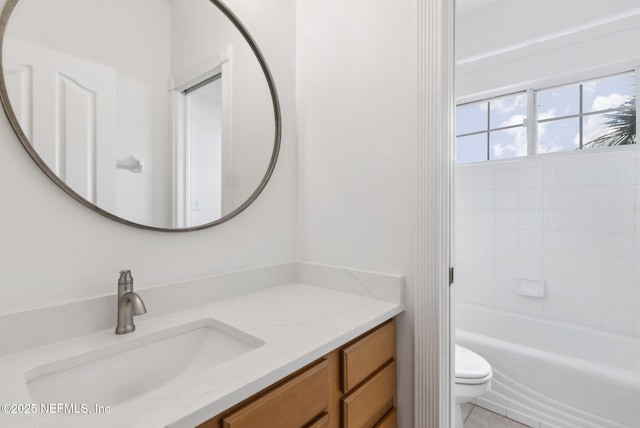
[455,344,492,428]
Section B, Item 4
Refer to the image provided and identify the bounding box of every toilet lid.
[455,345,491,380]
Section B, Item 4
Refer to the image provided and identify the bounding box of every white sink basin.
[25,319,264,407]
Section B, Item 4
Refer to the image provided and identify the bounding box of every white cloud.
[491,113,527,159]
[537,108,566,153]
[491,94,527,115]
[591,93,632,112]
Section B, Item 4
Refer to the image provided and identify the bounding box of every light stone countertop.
[0,282,404,428]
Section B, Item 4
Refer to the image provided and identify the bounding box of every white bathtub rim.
[457,303,640,346]
[456,328,640,390]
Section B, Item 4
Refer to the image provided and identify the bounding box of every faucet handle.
[118,270,133,285]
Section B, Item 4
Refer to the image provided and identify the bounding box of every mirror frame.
[0,0,281,232]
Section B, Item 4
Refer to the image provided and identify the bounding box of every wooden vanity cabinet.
[196,319,396,428]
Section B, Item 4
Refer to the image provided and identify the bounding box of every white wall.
[0,0,296,312]
[454,1,640,337]
[296,1,417,425]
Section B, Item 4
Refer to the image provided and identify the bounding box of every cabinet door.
[222,359,329,428]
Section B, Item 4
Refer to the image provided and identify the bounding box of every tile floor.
[461,403,530,428]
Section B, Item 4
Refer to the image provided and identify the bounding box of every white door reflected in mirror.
[1,0,278,230]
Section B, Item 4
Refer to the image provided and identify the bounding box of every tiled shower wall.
[455,148,640,338]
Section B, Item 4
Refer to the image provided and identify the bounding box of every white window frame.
[455,68,639,162]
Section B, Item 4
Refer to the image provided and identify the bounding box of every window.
[538,73,636,152]
[456,93,527,163]
[455,71,637,163]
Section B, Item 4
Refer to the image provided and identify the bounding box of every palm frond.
[583,97,636,148]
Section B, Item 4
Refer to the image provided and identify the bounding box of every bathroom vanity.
[197,319,397,428]
[0,264,404,428]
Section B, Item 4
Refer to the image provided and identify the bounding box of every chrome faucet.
[115,270,147,334]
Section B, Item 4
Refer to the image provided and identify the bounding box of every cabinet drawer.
[374,408,397,428]
[305,412,329,428]
[341,319,395,393]
[341,360,396,428]
[222,359,329,428]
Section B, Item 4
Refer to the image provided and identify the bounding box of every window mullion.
[579,84,584,149]
[636,67,639,145]
[527,88,536,155]
[487,102,491,160]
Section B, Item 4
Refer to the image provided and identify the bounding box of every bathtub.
[456,303,640,428]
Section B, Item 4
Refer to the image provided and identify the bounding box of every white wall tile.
[455,190,475,209]
[470,285,496,306]
[495,166,518,189]
[518,250,543,273]
[601,210,634,234]
[474,266,496,287]
[456,227,475,247]
[544,273,572,297]
[543,209,570,231]
[519,167,543,188]
[600,233,634,258]
[519,230,544,250]
[634,185,640,209]
[600,159,635,185]
[475,228,496,247]
[457,208,475,229]
[495,288,518,310]
[474,247,495,267]
[600,185,635,210]
[516,295,544,315]
[496,209,518,229]
[475,190,495,209]
[544,231,572,253]
[455,150,640,338]
[543,296,573,321]
[571,276,601,301]
[567,209,601,232]
[602,281,634,307]
[519,188,544,209]
[495,248,518,266]
[456,245,475,265]
[474,169,496,190]
[495,189,518,209]
[456,166,477,190]
[601,304,634,334]
[519,209,543,230]
[600,257,634,282]
[570,232,601,255]
[475,209,496,229]
[544,252,573,275]
[572,299,601,326]
[456,265,475,284]
[571,255,602,278]
[456,282,474,303]
[495,269,517,289]
[496,229,518,249]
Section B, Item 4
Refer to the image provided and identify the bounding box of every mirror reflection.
[2,0,278,230]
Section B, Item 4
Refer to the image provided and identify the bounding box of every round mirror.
[0,0,280,231]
